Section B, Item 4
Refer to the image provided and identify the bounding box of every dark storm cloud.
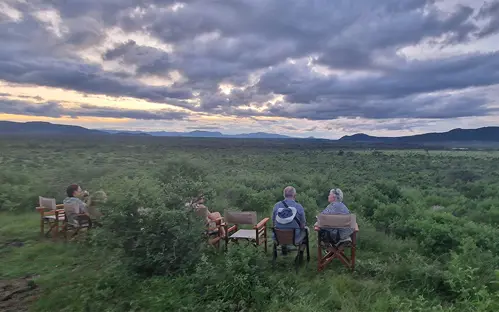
[0,5,191,104]
[103,40,172,76]
[260,93,496,120]
[0,50,193,103]
[1,0,499,122]
[476,0,499,38]
[257,51,499,103]
[0,98,190,120]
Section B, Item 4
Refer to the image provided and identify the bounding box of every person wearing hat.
[272,186,308,255]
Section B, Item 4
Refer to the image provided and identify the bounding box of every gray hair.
[330,188,344,202]
[283,186,296,198]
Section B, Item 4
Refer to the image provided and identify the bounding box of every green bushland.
[1,136,498,311]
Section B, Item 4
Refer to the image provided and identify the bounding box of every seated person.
[63,184,90,226]
[272,186,308,254]
[317,188,354,245]
[186,194,225,237]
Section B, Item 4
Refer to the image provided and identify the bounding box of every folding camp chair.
[224,210,269,252]
[36,196,65,239]
[195,206,225,250]
[272,227,310,271]
[315,213,359,272]
[63,202,92,240]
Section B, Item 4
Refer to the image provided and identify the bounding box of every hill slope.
[0,121,105,135]
[339,127,499,143]
[103,129,292,139]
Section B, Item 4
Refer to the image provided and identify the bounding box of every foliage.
[2,136,499,311]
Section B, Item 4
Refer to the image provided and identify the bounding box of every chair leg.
[264,230,268,253]
[317,236,323,271]
[272,243,277,266]
[53,219,59,241]
[40,217,44,237]
[351,244,356,271]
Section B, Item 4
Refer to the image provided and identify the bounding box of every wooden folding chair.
[272,227,310,271]
[62,202,92,240]
[224,210,269,252]
[195,206,225,250]
[315,214,359,272]
[36,196,65,239]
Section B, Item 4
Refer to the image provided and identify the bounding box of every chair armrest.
[227,225,237,234]
[254,217,269,229]
[36,205,65,213]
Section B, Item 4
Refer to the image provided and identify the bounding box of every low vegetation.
[1,136,498,311]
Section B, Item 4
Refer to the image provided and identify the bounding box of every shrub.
[155,159,213,208]
[190,245,275,312]
[92,175,208,277]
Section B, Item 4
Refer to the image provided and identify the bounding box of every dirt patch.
[4,241,25,247]
[0,276,40,312]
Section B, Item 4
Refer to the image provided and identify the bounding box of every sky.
[1,0,499,139]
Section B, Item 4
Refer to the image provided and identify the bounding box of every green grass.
[1,136,499,311]
[0,212,466,312]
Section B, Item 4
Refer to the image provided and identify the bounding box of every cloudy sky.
[1,0,498,139]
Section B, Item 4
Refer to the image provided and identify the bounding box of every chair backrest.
[273,228,296,245]
[39,196,56,210]
[224,210,257,225]
[317,213,356,229]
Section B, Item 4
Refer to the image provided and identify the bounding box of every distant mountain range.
[1,121,499,145]
[102,129,292,139]
[0,121,292,139]
[339,127,499,143]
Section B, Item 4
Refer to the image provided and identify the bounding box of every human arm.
[271,204,278,227]
[77,198,89,215]
[298,205,306,229]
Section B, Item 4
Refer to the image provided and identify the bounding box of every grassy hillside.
[1,136,498,311]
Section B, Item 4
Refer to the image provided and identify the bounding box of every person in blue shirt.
[63,184,89,214]
[272,186,308,254]
[63,184,90,226]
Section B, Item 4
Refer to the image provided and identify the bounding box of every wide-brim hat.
[276,206,297,224]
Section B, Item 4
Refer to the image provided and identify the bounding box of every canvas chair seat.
[224,210,269,252]
[229,229,257,240]
[315,213,359,272]
[43,215,66,220]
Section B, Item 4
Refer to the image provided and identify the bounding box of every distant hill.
[103,129,292,139]
[0,121,293,139]
[3,121,498,146]
[0,121,105,135]
[339,127,499,143]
